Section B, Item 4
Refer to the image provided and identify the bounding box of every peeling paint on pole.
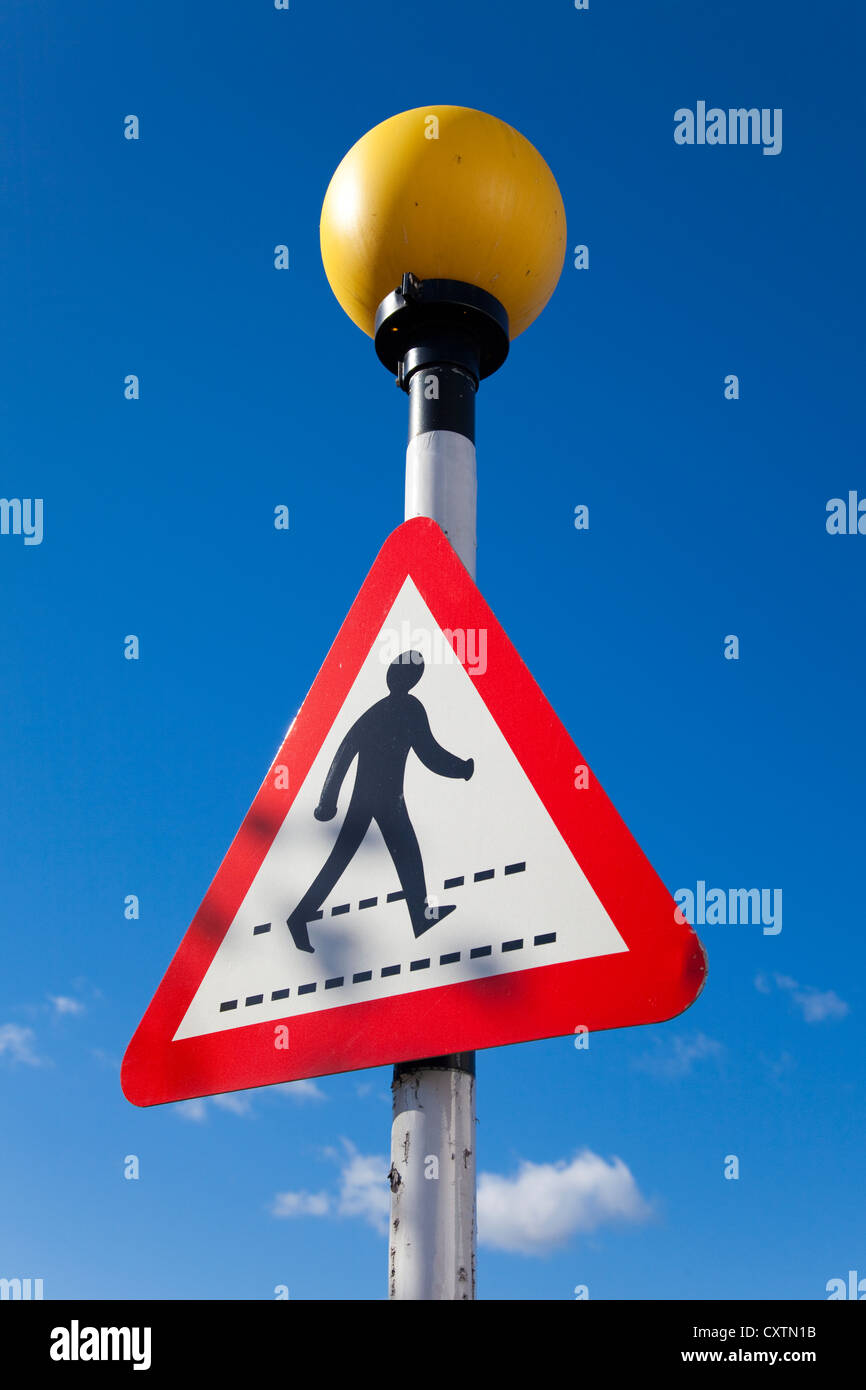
[389,1061,477,1300]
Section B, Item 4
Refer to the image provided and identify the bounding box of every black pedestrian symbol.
[287,651,474,953]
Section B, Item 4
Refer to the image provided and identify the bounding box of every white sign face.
[173,579,627,1043]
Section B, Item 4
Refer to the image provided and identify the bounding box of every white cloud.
[335,1145,389,1231]
[181,1080,328,1118]
[791,988,849,1023]
[0,1023,44,1066]
[479,1150,651,1256]
[773,973,799,991]
[274,1079,326,1102]
[632,1032,723,1079]
[174,1091,256,1121]
[174,1099,208,1123]
[212,1093,253,1116]
[268,1143,649,1256]
[272,1189,330,1218]
[758,973,849,1023]
[48,995,85,1017]
[270,1140,388,1233]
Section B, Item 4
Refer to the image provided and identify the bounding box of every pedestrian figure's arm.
[410,702,474,780]
[315,726,359,820]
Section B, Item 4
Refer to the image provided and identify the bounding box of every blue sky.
[1,0,864,1300]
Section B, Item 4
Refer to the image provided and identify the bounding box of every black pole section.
[394,1052,476,1080]
[375,273,508,448]
[407,357,477,444]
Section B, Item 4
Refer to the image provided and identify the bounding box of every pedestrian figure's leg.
[287,801,372,951]
[376,802,456,937]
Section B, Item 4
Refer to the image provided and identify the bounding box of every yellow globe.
[320,105,566,341]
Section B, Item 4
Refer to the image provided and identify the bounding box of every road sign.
[122,517,706,1106]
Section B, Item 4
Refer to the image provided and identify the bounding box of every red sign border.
[121,518,706,1106]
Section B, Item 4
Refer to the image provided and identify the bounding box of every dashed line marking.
[258,860,527,934]
[224,932,558,1014]
[223,864,563,1015]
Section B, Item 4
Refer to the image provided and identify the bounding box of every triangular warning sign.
[122,518,706,1106]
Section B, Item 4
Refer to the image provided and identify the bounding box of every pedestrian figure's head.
[387,650,424,694]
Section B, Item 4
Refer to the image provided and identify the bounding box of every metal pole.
[389,1054,477,1300]
[375,276,509,1300]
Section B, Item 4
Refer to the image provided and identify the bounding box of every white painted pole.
[389,1059,477,1300]
[388,425,478,1301]
[404,430,477,578]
